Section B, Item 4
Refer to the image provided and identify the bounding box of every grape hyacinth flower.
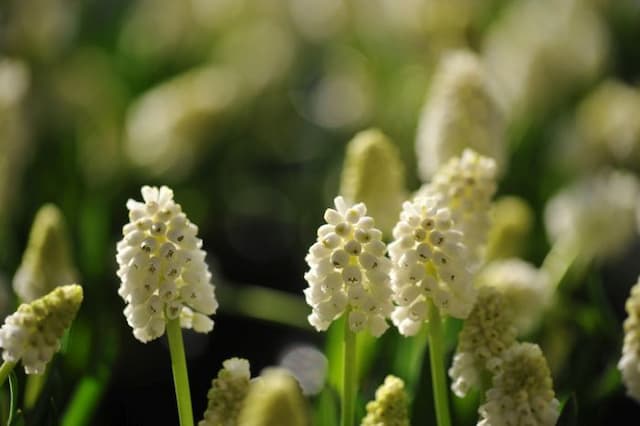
[0,284,83,376]
[449,286,517,397]
[418,149,497,266]
[303,196,392,337]
[116,185,218,343]
[478,343,559,426]
[361,375,410,426]
[389,195,475,336]
[619,278,640,402]
[13,204,77,302]
[199,358,251,426]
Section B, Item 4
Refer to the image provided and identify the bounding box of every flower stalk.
[342,315,357,426]
[426,300,451,426]
[0,361,16,387]
[166,317,193,426]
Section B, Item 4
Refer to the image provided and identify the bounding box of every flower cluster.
[304,196,392,336]
[116,186,218,342]
[478,343,560,426]
[477,259,551,335]
[237,368,308,426]
[0,284,83,374]
[449,286,517,397]
[389,196,475,336]
[199,358,251,426]
[13,204,77,302]
[339,128,406,237]
[544,169,640,260]
[415,50,505,181]
[419,149,497,266]
[362,375,410,426]
[619,278,640,402]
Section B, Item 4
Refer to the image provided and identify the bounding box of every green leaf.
[557,393,578,426]
[7,372,18,426]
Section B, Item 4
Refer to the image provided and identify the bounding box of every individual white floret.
[389,196,475,336]
[304,196,392,337]
[116,185,218,342]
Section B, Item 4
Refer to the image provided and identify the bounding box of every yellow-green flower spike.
[238,368,309,426]
[199,358,251,426]
[0,284,83,374]
[486,196,533,261]
[361,375,410,426]
[13,204,77,302]
[619,278,640,402]
[477,259,551,335]
[478,343,559,426]
[449,286,517,397]
[339,129,406,236]
[415,50,505,181]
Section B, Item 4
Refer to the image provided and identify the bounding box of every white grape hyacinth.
[304,196,393,337]
[390,196,475,336]
[418,149,497,267]
[619,278,640,402]
[116,185,218,343]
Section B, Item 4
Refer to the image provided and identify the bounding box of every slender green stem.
[0,361,16,388]
[427,299,451,426]
[24,366,49,408]
[341,317,357,426]
[166,318,194,426]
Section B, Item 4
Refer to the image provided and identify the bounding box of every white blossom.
[304,196,392,337]
[418,149,497,266]
[478,343,559,426]
[0,284,83,375]
[389,196,475,336]
[116,185,218,342]
[619,278,640,402]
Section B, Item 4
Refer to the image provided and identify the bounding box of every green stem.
[24,366,49,408]
[0,361,16,387]
[166,318,194,426]
[427,299,451,426]
[341,317,357,426]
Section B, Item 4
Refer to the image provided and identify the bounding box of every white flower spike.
[116,185,218,342]
[390,195,475,336]
[619,278,640,402]
[304,196,393,337]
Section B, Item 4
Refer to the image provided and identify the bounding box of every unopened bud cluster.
[449,286,517,397]
[478,343,559,426]
[304,196,393,336]
[390,196,475,336]
[116,186,217,342]
[0,284,83,374]
[199,358,251,426]
[362,375,410,426]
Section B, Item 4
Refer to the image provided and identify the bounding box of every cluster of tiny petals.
[389,195,475,336]
[478,343,559,426]
[419,149,497,266]
[362,375,410,426]
[0,284,83,375]
[199,358,251,426]
[619,279,640,402]
[304,196,392,337]
[449,287,518,397]
[116,186,218,343]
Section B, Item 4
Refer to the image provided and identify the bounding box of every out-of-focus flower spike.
[13,204,77,302]
[361,375,410,426]
[304,196,392,336]
[237,368,309,426]
[199,358,251,426]
[449,286,517,397]
[619,278,640,402]
[116,185,217,342]
[0,284,83,375]
[486,196,534,261]
[478,343,559,426]
[477,259,551,335]
[339,128,406,237]
[415,50,505,181]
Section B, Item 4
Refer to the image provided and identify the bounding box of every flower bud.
[361,375,409,426]
[199,358,251,426]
